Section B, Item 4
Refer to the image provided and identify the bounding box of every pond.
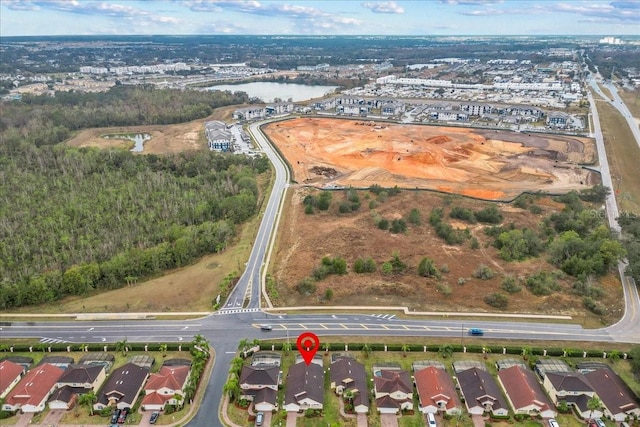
[205,82,339,103]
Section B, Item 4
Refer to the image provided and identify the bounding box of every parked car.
[549,419,559,427]
[468,328,484,336]
[149,411,160,424]
[260,324,272,331]
[110,409,121,424]
[255,412,264,426]
[117,407,130,424]
[594,419,606,427]
[427,412,437,427]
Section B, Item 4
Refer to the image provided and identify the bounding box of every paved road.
[3,106,640,427]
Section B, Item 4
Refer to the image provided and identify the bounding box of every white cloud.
[362,1,404,14]
[549,1,640,22]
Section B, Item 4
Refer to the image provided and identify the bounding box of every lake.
[205,82,339,103]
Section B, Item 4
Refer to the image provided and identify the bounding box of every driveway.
[380,413,399,427]
[357,413,369,427]
[286,411,299,427]
[41,409,65,426]
[472,414,486,427]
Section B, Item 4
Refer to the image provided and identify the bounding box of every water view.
[205,82,339,103]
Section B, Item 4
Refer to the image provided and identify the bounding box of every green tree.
[115,338,128,356]
[361,343,372,358]
[223,377,240,402]
[400,344,410,357]
[78,391,97,416]
[158,344,168,357]
[587,396,602,421]
[408,208,421,225]
[282,342,292,354]
[438,345,454,359]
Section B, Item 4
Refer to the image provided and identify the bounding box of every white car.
[427,413,437,427]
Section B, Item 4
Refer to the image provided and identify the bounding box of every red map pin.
[296,332,320,365]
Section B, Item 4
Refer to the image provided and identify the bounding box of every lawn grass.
[595,97,640,215]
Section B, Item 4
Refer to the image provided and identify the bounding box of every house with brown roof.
[585,368,640,422]
[329,356,369,414]
[374,369,413,414]
[141,365,190,411]
[94,362,149,411]
[497,365,556,418]
[543,372,601,420]
[239,365,280,412]
[457,367,508,416]
[0,360,24,399]
[2,363,64,413]
[49,364,107,410]
[414,366,462,415]
[284,362,324,413]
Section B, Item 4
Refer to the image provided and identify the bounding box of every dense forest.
[0,145,270,309]
[0,86,271,309]
[0,85,249,150]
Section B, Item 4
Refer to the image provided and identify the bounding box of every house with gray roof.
[239,364,280,412]
[543,372,601,420]
[329,356,369,414]
[284,362,324,413]
[585,368,640,422]
[457,367,508,416]
[94,362,149,411]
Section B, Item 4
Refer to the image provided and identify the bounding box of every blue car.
[468,328,484,336]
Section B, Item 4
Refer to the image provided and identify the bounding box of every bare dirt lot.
[65,105,238,154]
[271,189,623,325]
[263,118,597,200]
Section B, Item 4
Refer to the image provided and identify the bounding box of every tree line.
[0,144,270,309]
[0,85,249,151]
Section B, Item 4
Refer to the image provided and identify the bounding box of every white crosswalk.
[40,337,68,344]
[216,308,261,315]
[370,314,396,320]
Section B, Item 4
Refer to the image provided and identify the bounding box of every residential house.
[238,365,280,412]
[2,363,64,413]
[265,102,294,116]
[141,365,190,411]
[497,365,557,418]
[94,362,150,411]
[284,362,324,412]
[543,372,601,420]
[49,364,107,410]
[329,356,369,414]
[457,367,509,416]
[414,366,462,415]
[373,369,413,414]
[547,111,570,128]
[585,368,640,422]
[0,360,24,399]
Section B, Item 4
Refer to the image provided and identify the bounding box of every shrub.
[316,191,332,211]
[304,204,314,214]
[324,288,333,301]
[457,277,467,285]
[378,218,389,230]
[484,292,509,309]
[390,219,407,233]
[502,276,521,293]
[450,206,477,223]
[408,208,421,225]
[437,283,452,296]
[338,201,351,213]
[296,277,316,295]
[418,257,440,278]
[473,264,496,280]
[476,205,503,224]
[529,204,543,214]
[440,264,449,273]
[526,271,560,296]
[470,237,480,249]
[583,296,605,315]
[354,257,376,273]
[369,200,377,209]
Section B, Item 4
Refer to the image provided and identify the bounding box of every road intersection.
[2,83,640,426]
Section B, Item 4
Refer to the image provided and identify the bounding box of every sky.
[0,0,639,37]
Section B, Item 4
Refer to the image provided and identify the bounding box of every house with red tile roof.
[2,363,64,413]
[0,360,24,400]
[141,365,190,411]
[414,366,462,415]
[497,365,557,419]
[585,368,640,422]
[373,369,413,414]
